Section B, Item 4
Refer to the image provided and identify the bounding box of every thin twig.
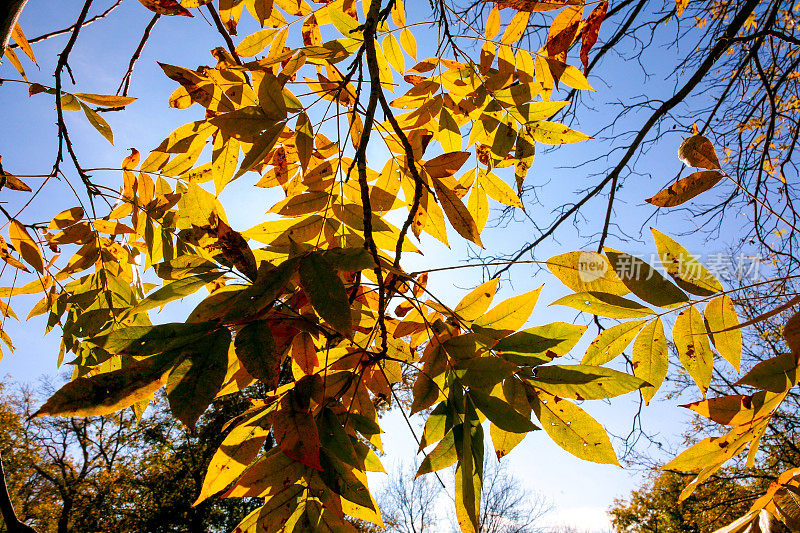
[115,13,160,98]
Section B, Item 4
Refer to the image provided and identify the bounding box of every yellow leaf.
[674,306,714,396]
[79,102,114,144]
[8,220,43,273]
[400,28,417,60]
[704,296,742,372]
[73,93,137,107]
[438,107,461,152]
[546,251,629,295]
[485,6,501,40]
[235,28,277,57]
[473,286,541,340]
[558,65,594,91]
[467,185,489,233]
[632,318,668,404]
[532,121,591,144]
[479,171,522,208]
[382,33,405,74]
[93,220,135,235]
[501,11,530,45]
[531,390,619,465]
[582,320,648,366]
[10,23,36,64]
[454,278,499,323]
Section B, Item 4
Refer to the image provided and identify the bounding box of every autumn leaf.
[646,170,723,207]
[137,0,193,16]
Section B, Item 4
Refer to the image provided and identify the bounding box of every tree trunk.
[57,497,72,533]
[0,0,29,59]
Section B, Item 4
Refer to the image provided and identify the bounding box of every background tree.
[378,455,551,533]
[0,381,260,532]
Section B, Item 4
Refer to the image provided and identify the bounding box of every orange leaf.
[8,220,43,273]
[646,170,722,207]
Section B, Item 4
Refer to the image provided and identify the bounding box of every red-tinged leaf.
[546,5,582,59]
[137,0,194,16]
[646,170,723,207]
[484,0,575,12]
[424,151,471,179]
[273,392,322,470]
[122,148,140,170]
[580,0,607,71]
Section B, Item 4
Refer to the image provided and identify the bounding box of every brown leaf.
[546,5,583,59]
[646,170,723,207]
[137,0,194,16]
[785,311,800,357]
[678,134,720,169]
[580,0,608,71]
[423,151,470,179]
[432,178,483,247]
[2,173,31,192]
[484,0,578,12]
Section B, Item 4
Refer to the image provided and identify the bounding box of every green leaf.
[650,228,723,296]
[35,353,178,417]
[673,306,714,396]
[234,320,280,388]
[129,272,223,315]
[582,320,647,366]
[166,327,231,427]
[468,388,538,433]
[705,295,742,372]
[92,322,218,356]
[235,122,284,178]
[632,318,668,404]
[417,426,459,475]
[454,423,482,533]
[736,353,799,393]
[80,102,114,144]
[530,364,647,400]
[494,322,586,366]
[531,390,619,465]
[299,252,352,336]
[546,251,628,296]
[551,291,654,319]
[319,450,375,510]
[605,250,689,308]
[317,408,359,468]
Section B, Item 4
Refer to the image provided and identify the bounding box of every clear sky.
[0,1,750,531]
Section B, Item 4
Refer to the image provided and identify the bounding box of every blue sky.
[0,1,752,530]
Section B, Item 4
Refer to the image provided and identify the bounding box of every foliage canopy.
[0,0,799,532]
